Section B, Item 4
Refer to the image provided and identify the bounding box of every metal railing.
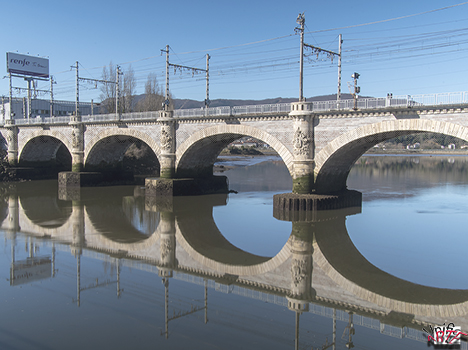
[5,91,468,126]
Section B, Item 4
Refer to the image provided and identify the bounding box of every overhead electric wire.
[304,1,468,34]
[8,2,468,101]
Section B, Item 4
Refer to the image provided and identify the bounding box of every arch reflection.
[1,184,468,349]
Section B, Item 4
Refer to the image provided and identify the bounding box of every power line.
[305,1,468,34]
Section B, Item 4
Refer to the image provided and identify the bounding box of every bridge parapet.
[3,91,468,126]
[289,102,315,194]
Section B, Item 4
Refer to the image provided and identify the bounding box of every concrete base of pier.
[273,190,362,221]
[145,176,229,197]
[58,170,144,188]
[58,172,105,187]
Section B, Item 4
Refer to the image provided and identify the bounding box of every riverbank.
[214,151,468,173]
[365,149,468,156]
[214,154,282,173]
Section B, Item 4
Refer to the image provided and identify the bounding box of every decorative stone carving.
[291,258,307,287]
[293,128,310,156]
[160,125,174,151]
[161,239,174,262]
[71,128,82,149]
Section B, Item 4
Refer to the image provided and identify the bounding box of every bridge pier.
[290,102,315,194]
[158,211,176,278]
[5,120,18,166]
[70,116,84,172]
[70,200,85,257]
[159,111,176,178]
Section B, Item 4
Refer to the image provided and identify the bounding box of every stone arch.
[84,192,160,243]
[176,227,292,276]
[84,128,161,173]
[14,180,73,231]
[176,124,293,178]
[314,119,468,193]
[313,214,468,317]
[18,131,72,172]
[83,231,161,257]
[164,194,293,276]
[18,130,72,157]
[20,195,72,229]
[0,131,8,154]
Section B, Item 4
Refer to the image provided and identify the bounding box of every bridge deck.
[6,91,468,126]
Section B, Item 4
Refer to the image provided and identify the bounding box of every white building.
[0,98,99,122]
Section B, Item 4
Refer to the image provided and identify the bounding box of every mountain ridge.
[132,93,366,110]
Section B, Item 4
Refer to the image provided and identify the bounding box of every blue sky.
[2,1,468,103]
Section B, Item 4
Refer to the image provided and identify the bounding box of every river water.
[0,154,468,350]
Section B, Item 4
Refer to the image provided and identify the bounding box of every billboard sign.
[6,52,49,78]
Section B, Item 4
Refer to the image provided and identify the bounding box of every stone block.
[58,186,80,201]
[58,172,104,187]
[145,176,229,197]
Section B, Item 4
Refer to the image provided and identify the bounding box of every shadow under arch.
[176,124,293,178]
[84,130,161,176]
[172,195,292,276]
[82,186,160,243]
[312,209,468,316]
[314,119,468,193]
[16,180,72,229]
[0,197,8,226]
[19,134,72,175]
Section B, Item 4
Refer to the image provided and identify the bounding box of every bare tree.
[137,73,169,111]
[100,61,116,113]
[122,64,136,113]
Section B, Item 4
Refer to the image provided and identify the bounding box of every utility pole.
[337,34,343,102]
[295,13,305,102]
[115,65,122,119]
[73,61,80,117]
[160,45,210,113]
[295,13,340,102]
[50,75,55,118]
[8,73,13,120]
[162,45,170,111]
[72,61,117,115]
[25,77,32,119]
[205,54,210,116]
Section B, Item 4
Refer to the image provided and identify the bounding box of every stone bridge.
[3,184,468,333]
[2,94,468,194]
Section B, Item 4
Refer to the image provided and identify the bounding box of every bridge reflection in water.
[1,181,468,350]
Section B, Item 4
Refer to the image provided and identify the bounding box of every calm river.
[0,154,468,350]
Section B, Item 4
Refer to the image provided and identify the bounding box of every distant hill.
[131,93,367,110]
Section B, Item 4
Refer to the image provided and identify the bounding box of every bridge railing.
[312,92,468,111]
[13,116,72,125]
[174,106,232,118]
[81,111,161,122]
[172,103,291,118]
[400,91,468,106]
[231,103,291,115]
[4,91,468,125]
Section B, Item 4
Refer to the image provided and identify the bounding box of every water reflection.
[1,179,468,349]
[348,155,468,200]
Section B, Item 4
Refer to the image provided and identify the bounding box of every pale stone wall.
[17,127,72,161]
[83,123,162,165]
[2,106,468,190]
[176,120,295,175]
